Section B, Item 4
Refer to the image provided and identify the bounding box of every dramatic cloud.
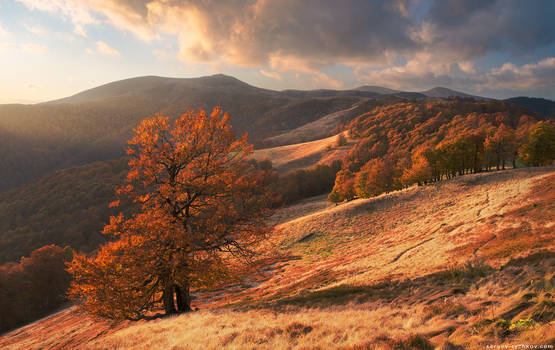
[12,0,555,97]
[423,0,555,60]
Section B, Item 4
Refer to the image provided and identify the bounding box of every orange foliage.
[68,108,272,319]
[330,98,547,201]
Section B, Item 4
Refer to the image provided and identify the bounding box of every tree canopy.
[68,108,272,319]
[328,99,552,203]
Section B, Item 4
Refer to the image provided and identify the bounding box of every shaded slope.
[0,75,290,191]
[505,96,555,118]
[0,159,126,263]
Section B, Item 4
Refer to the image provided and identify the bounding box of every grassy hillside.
[2,167,553,349]
[253,131,355,173]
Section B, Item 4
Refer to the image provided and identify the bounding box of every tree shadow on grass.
[261,251,553,310]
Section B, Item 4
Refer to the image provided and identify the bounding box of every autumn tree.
[485,124,517,170]
[328,169,356,204]
[519,121,555,166]
[355,157,399,198]
[68,108,272,320]
[401,150,432,186]
[0,244,72,332]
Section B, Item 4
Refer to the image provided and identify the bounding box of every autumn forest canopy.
[328,99,555,203]
[0,84,554,330]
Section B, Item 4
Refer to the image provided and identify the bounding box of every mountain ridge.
[0,74,552,193]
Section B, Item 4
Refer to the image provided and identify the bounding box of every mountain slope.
[1,166,553,349]
[1,75,397,192]
[253,131,354,173]
[0,75,292,192]
[49,75,276,104]
[0,159,126,263]
[505,96,555,118]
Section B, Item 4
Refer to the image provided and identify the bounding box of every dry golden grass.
[85,253,554,350]
[1,166,553,349]
[252,131,355,173]
[264,102,362,146]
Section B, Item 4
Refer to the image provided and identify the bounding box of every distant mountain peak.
[47,74,273,104]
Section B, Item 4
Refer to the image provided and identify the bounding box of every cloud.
[353,52,479,91]
[483,57,555,91]
[16,0,98,37]
[354,56,555,98]
[14,0,555,97]
[16,0,156,39]
[95,40,120,56]
[31,0,551,67]
[423,0,555,59]
[259,69,282,80]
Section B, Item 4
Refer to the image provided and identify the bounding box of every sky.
[1,0,554,103]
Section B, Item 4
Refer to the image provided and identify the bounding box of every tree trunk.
[162,281,177,315]
[175,284,192,312]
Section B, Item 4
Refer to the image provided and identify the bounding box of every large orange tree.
[68,108,272,319]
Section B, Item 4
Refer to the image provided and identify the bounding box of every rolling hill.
[1,166,553,349]
[0,74,553,347]
[0,75,401,192]
[0,75,289,192]
[0,74,502,193]
[2,73,550,193]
